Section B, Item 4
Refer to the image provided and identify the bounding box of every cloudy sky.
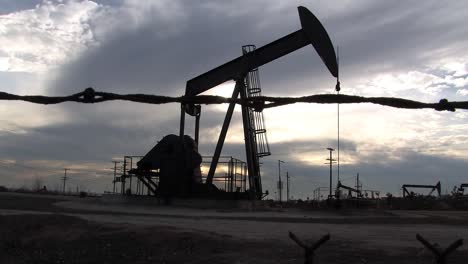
[0,0,467,198]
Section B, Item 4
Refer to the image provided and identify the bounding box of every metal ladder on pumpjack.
[242,45,272,193]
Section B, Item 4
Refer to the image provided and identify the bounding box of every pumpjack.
[135,6,339,200]
[335,181,362,198]
[453,183,468,197]
[402,181,441,198]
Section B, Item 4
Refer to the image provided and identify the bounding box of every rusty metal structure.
[402,181,441,198]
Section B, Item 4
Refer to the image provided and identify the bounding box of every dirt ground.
[0,193,467,264]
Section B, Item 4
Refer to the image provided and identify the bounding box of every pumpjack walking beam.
[181,6,338,199]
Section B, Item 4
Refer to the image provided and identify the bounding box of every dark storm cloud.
[330,1,468,79]
[94,0,124,6]
[50,0,468,100]
[260,1,468,94]
[0,114,178,162]
[50,3,269,96]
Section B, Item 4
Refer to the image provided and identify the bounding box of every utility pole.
[286,171,290,202]
[326,148,335,199]
[112,161,120,194]
[356,173,360,192]
[62,168,69,194]
[122,158,127,195]
[278,160,284,202]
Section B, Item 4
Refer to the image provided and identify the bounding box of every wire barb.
[416,233,463,264]
[289,231,330,264]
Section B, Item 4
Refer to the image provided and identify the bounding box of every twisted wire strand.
[0,87,464,112]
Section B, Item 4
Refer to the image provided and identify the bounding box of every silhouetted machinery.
[133,6,338,200]
[335,181,362,198]
[402,181,441,198]
[134,135,204,197]
[453,183,468,197]
[362,190,380,199]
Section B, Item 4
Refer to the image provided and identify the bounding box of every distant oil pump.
[452,183,468,197]
[335,180,362,198]
[402,181,441,198]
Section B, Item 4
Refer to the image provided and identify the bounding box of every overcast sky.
[0,0,467,198]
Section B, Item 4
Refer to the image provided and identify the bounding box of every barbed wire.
[0,87,466,112]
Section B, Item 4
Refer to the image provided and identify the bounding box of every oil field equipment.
[335,180,362,198]
[133,6,338,200]
[362,190,380,199]
[453,183,468,197]
[402,181,441,198]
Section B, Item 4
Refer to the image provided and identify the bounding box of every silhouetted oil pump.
[138,6,338,199]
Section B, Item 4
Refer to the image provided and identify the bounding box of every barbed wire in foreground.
[0,87,466,112]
